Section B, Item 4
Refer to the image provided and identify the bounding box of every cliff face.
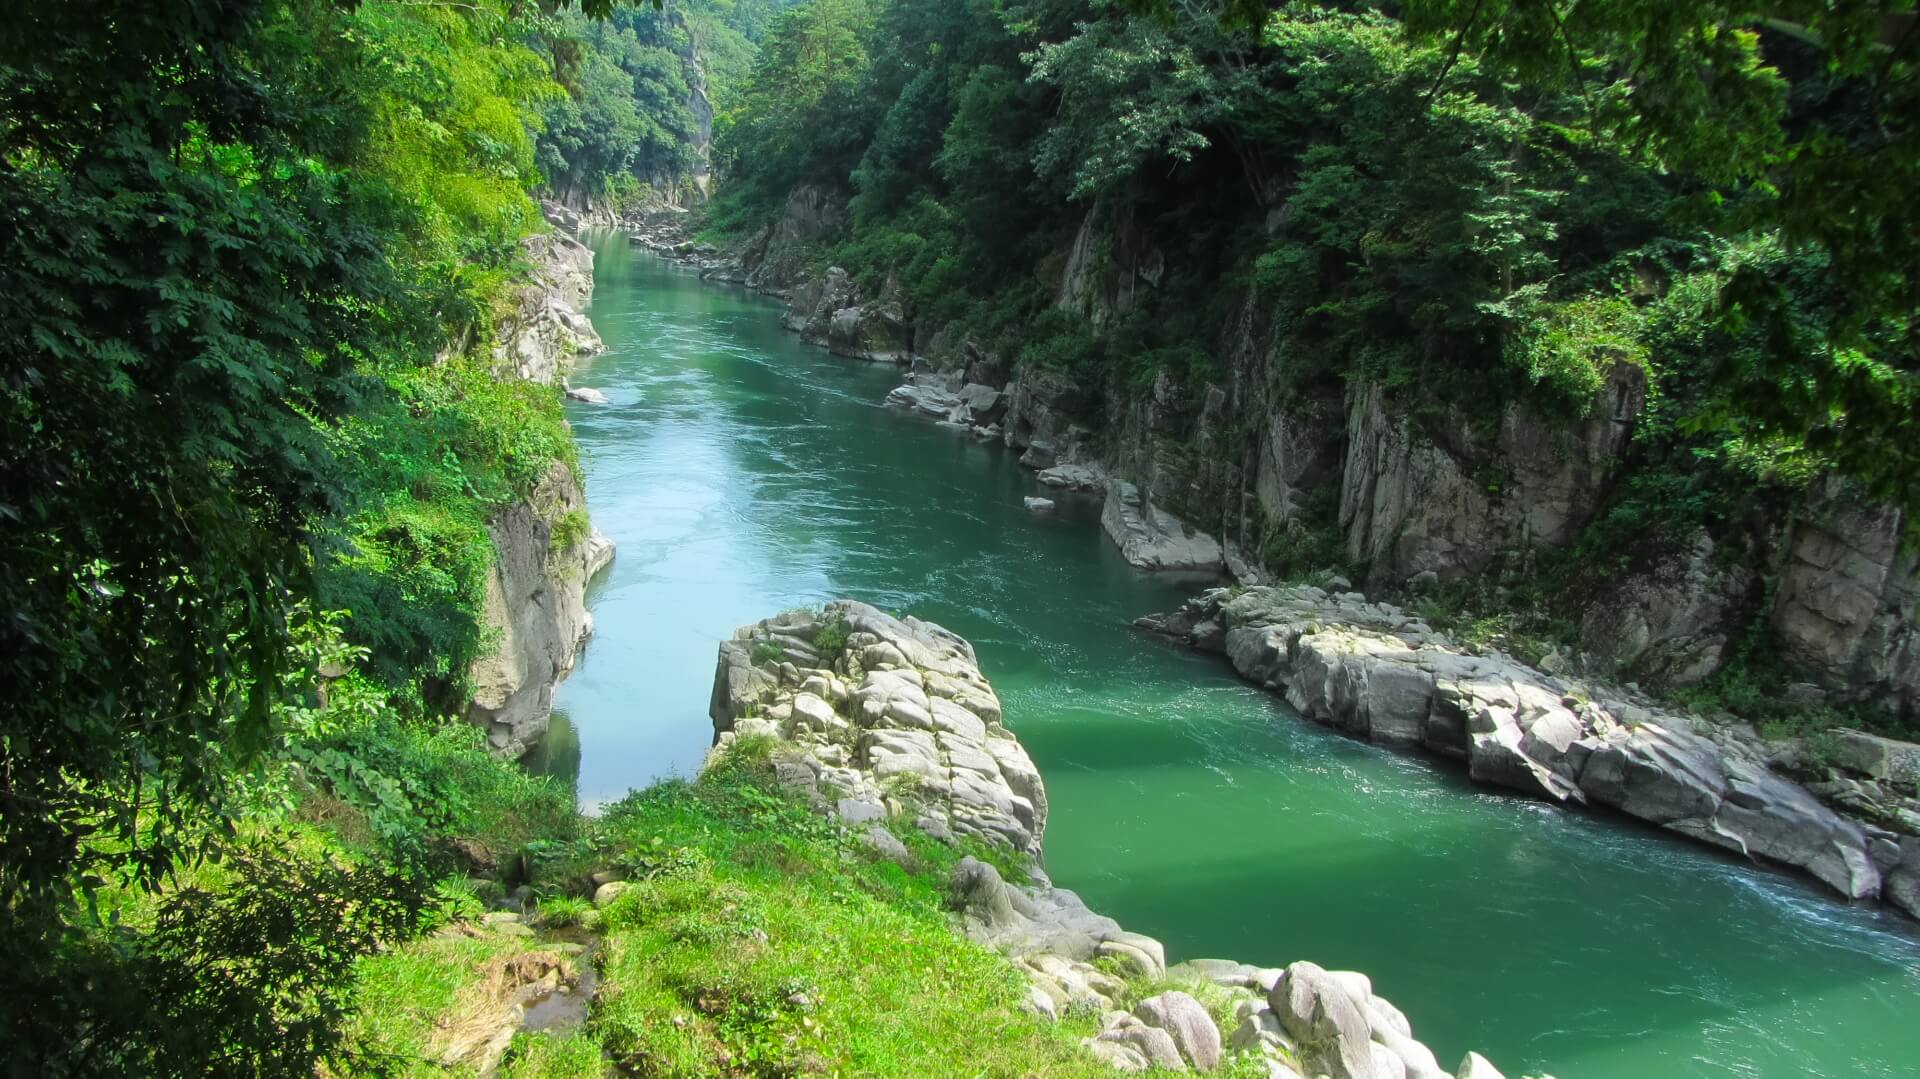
[746,191,1914,720]
[467,460,615,757]
[491,232,603,385]
[467,229,615,756]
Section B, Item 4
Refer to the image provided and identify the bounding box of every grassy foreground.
[71,716,1277,1075]
[325,734,1142,1075]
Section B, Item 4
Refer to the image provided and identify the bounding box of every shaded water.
[546,235,1920,1077]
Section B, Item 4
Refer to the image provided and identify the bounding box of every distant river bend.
[542,235,1920,1078]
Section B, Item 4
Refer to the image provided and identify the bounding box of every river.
[540,234,1920,1077]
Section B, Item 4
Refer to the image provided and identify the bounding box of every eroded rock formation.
[467,460,614,757]
[467,227,614,756]
[491,232,604,385]
[710,601,1509,1077]
[1140,584,1920,919]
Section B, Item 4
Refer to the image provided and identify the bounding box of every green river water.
[542,234,1920,1077]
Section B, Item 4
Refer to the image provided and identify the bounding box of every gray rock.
[1134,991,1222,1070]
[468,460,603,757]
[563,386,609,404]
[1101,479,1225,574]
[836,798,886,825]
[1455,1051,1505,1079]
[591,881,630,908]
[1019,439,1059,470]
[1272,960,1374,1079]
[957,382,1006,424]
[1083,1038,1151,1072]
[859,824,913,866]
[1097,1017,1186,1071]
[1037,463,1105,491]
[1024,496,1056,513]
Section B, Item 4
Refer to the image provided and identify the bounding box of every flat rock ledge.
[1139,585,1920,920]
[711,600,1512,1078]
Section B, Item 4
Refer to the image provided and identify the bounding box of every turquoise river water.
[540,234,1920,1077]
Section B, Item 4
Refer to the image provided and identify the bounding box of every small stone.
[592,881,631,908]
[1024,496,1056,513]
[564,386,609,404]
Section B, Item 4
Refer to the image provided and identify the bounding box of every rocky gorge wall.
[666,187,1920,919]
[694,186,1918,722]
[465,227,616,756]
[710,601,1521,1078]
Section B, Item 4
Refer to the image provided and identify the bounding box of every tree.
[1393,0,1918,514]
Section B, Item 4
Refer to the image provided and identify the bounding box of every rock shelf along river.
[540,234,1920,1077]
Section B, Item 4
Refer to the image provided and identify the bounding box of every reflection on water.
[524,709,580,792]
[550,235,1920,1078]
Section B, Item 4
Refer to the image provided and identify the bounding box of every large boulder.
[1135,991,1222,1070]
[1101,479,1225,574]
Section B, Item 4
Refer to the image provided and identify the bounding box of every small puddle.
[519,930,601,1034]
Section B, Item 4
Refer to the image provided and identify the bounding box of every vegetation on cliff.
[707,0,1917,733]
[0,0,591,1067]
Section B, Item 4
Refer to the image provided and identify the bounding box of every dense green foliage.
[536,0,796,209]
[0,0,600,1068]
[713,0,1914,520]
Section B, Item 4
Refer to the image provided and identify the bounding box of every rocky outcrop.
[1141,584,1920,920]
[467,230,613,756]
[468,461,615,757]
[775,265,909,363]
[711,602,1044,857]
[701,183,846,295]
[1340,366,1643,585]
[1101,479,1225,574]
[1769,480,1919,714]
[490,233,604,385]
[709,602,1507,1077]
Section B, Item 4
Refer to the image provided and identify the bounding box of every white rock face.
[491,232,605,384]
[1141,584,1914,918]
[1101,479,1224,574]
[710,601,1499,1075]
